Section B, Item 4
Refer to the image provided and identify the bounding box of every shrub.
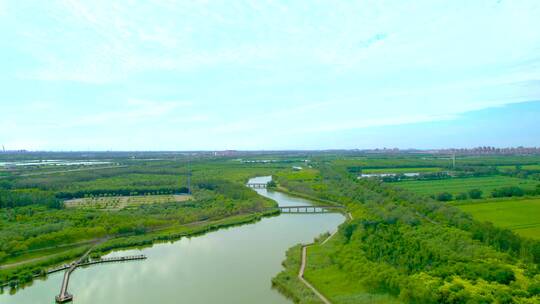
[266,180,277,188]
[436,192,453,202]
[455,193,468,200]
[528,282,540,296]
[468,189,483,199]
[491,186,525,198]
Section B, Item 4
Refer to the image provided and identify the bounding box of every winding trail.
[298,212,353,304]
[320,213,352,246]
[298,245,331,304]
[298,211,353,304]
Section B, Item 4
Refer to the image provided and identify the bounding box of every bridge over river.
[246,182,268,188]
[277,205,345,213]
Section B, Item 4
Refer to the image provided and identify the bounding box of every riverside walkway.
[55,255,146,303]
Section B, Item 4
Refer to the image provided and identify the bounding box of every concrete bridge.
[55,255,146,303]
[278,205,345,214]
[246,182,267,188]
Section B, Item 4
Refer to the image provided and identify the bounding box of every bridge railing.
[246,183,267,188]
[276,205,345,213]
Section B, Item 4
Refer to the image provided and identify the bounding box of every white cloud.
[65,99,192,127]
[0,1,6,17]
[2,1,540,149]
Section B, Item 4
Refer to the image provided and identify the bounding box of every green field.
[275,167,320,181]
[395,176,539,197]
[334,155,540,171]
[498,164,540,172]
[362,167,442,174]
[457,198,540,239]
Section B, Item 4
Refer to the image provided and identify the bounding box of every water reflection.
[1,178,344,304]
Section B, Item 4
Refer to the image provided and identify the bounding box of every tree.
[456,193,468,200]
[436,192,453,202]
[468,189,483,199]
[492,186,525,198]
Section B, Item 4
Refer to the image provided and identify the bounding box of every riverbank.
[2,184,345,304]
[0,208,279,290]
[270,187,350,304]
[269,186,402,304]
[272,244,325,304]
[273,229,401,304]
[2,183,340,297]
[272,186,343,208]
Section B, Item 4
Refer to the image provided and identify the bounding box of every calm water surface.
[1,177,344,304]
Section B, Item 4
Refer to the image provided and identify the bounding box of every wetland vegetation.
[1,151,540,303]
[273,153,540,303]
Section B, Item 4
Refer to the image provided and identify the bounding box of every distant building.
[214,150,238,157]
[434,146,540,156]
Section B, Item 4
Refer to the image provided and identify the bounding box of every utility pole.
[187,158,192,195]
[452,153,456,169]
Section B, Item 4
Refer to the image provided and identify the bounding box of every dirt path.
[0,238,105,269]
[1,253,67,270]
[297,209,353,303]
[320,230,339,246]
[298,245,332,304]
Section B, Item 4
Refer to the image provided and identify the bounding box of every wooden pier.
[55,266,75,303]
[55,255,146,303]
[79,255,146,267]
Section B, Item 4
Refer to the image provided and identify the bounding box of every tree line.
[275,161,540,303]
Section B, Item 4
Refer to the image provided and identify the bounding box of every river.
[0,176,344,304]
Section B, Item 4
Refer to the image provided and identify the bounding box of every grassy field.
[273,233,401,304]
[64,194,192,210]
[362,167,443,174]
[498,164,540,172]
[305,237,402,304]
[333,157,452,169]
[395,176,539,197]
[275,168,320,181]
[456,198,540,239]
[332,155,540,171]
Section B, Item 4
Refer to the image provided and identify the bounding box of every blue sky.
[1,1,539,151]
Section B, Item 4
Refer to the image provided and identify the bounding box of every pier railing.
[55,255,146,303]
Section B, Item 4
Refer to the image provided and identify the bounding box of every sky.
[1,0,539,151]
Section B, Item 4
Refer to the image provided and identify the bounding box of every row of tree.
[55,187,189,199]
[0,190,63,209]
[433,185,540,201]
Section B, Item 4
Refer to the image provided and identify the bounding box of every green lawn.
[362,167,443,174]
[394,176,539,197]
[457,198,540,239]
